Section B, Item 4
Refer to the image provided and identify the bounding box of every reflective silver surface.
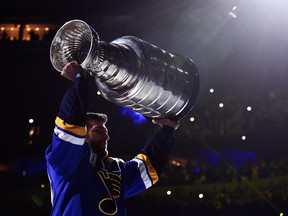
[50,19,199,120]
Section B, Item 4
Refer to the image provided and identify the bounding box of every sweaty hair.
[86,112,108,129]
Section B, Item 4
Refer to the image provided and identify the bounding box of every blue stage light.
[120,107,147,124]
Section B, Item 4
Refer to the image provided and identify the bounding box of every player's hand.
[61,61,83,81]
[152,118,180,130]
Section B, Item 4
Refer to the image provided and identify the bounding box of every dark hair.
[86,112,108,128]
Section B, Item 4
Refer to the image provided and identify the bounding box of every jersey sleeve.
[123,126,176,198]
[45,77,89,178]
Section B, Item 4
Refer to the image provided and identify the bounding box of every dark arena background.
[1,0,288,215]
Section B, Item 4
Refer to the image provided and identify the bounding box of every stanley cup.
[50,19,199,120]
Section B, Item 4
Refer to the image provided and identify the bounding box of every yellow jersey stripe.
[55,117,86,136]
[135,153,159,185]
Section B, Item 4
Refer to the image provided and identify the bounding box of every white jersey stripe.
[132,158,153,189]
[54,127,85,145]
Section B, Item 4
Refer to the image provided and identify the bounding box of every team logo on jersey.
[98,171,121,215]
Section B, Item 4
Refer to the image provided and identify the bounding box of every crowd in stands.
[159,154,288,185]
[184,86,288,139]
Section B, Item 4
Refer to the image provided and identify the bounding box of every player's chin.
[99,148,109,159]
[104,149,109,158]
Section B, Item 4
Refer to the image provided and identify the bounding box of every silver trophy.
[50,19,199,120]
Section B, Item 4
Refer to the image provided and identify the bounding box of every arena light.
[228,5,238,19]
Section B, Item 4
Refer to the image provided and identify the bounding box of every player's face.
[86,120,110,159]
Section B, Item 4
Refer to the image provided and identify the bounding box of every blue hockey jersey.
[45,76,176,215]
